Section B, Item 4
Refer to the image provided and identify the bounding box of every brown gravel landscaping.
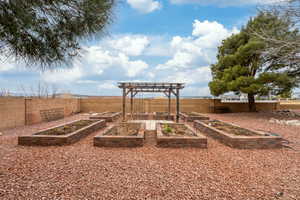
[0,112,299,199]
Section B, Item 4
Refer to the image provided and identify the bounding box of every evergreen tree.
[255,0,300,75]
[209,13,299,112]
[0,0,114,70]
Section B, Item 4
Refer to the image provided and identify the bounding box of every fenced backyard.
[0,96,299,199]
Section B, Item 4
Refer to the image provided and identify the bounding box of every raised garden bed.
[179,112,209,122]
[18,120,106,146]
[156,123,207,148]
[194,120,282,149]
[154,112,174,120]
[90,112,121,122]
[126,113,152,120]
[94,122,145,147]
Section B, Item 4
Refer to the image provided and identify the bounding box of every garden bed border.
[179,112,209,122]
[154,112,174,120]
[126,113,153,120]
[94,122,145,147]
[156,122,207,148]
[90,112,121,122]
[18,119,106,146]
[193,120,282,149]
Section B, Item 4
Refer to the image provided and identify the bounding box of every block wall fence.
[278,100,300,110]
[79,98,280,113]
[1,97,299,130]
[0,98,80,130]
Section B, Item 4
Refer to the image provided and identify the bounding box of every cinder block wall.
[147,98,213,113]
[80,97,127,113]
[279,103,300,110]
[214,99,279,112]
[25,98,80,125]
[80,98,279,113]
[0,98,80,130]
[79,98,213,113]
[0,98,25,130]
[0,97,281,130]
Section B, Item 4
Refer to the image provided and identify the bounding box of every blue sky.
[0,0,271,96]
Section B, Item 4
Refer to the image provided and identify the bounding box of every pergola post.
[122,87,126,121]
[130,89,133,116]
[168,89,171,118]
[176,86,180,123]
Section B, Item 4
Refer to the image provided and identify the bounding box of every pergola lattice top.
[118,82,185,92]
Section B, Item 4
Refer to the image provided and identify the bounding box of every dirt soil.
[162,124,197,137]
[203,120,260,136]
[0,112,299,200]
[101,112,117,117]
[182,112,203,117]
[156,112,169,115]
[104,127,139,136]
[37,120,95,136]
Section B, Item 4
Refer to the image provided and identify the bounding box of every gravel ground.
[0,113,299,200]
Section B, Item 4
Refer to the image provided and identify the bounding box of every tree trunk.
[248,93,256,112]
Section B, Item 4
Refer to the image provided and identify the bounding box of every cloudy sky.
[0,0,270,96]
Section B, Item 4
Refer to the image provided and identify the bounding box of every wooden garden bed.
[94,122,145,147]
[18,119,106,146]
[154,112,174,120]
[194,120,282,149]
[90,112,121,122]
[179,112,209,122]
[126,113,152,120]
[156,123,207,148]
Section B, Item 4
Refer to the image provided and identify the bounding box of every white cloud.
[193,20,239,48]
[83,45,149,77]
[183,86,211,96]
[0,57,15,72]
[114,53,149,77]
[98,81,117,90]
[76,80,99,84]
[156,20,239,70]
[42,45,149,83]
[127,0,162,13]
[6,19,241,97]
[170,0,278,6]
[163,66,212,84]
[143,36,173,57]
[107,35,150,56]
[42,63,83,83]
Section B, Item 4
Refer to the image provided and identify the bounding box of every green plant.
[163,124,173,133]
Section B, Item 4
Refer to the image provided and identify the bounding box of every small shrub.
[163,124,173,133]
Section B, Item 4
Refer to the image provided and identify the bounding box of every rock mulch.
[268,109,300,119]
[0,113,299,200]
[269,118,300,126]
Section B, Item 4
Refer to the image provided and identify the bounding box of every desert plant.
[163,124,173,133]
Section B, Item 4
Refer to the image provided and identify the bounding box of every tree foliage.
[209,13,299,111]
[0,0,114,70]
[254,0,300,76]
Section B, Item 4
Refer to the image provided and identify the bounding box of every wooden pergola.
[118,82,185,122]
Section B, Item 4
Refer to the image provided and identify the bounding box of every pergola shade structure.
[118,82,185,122]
